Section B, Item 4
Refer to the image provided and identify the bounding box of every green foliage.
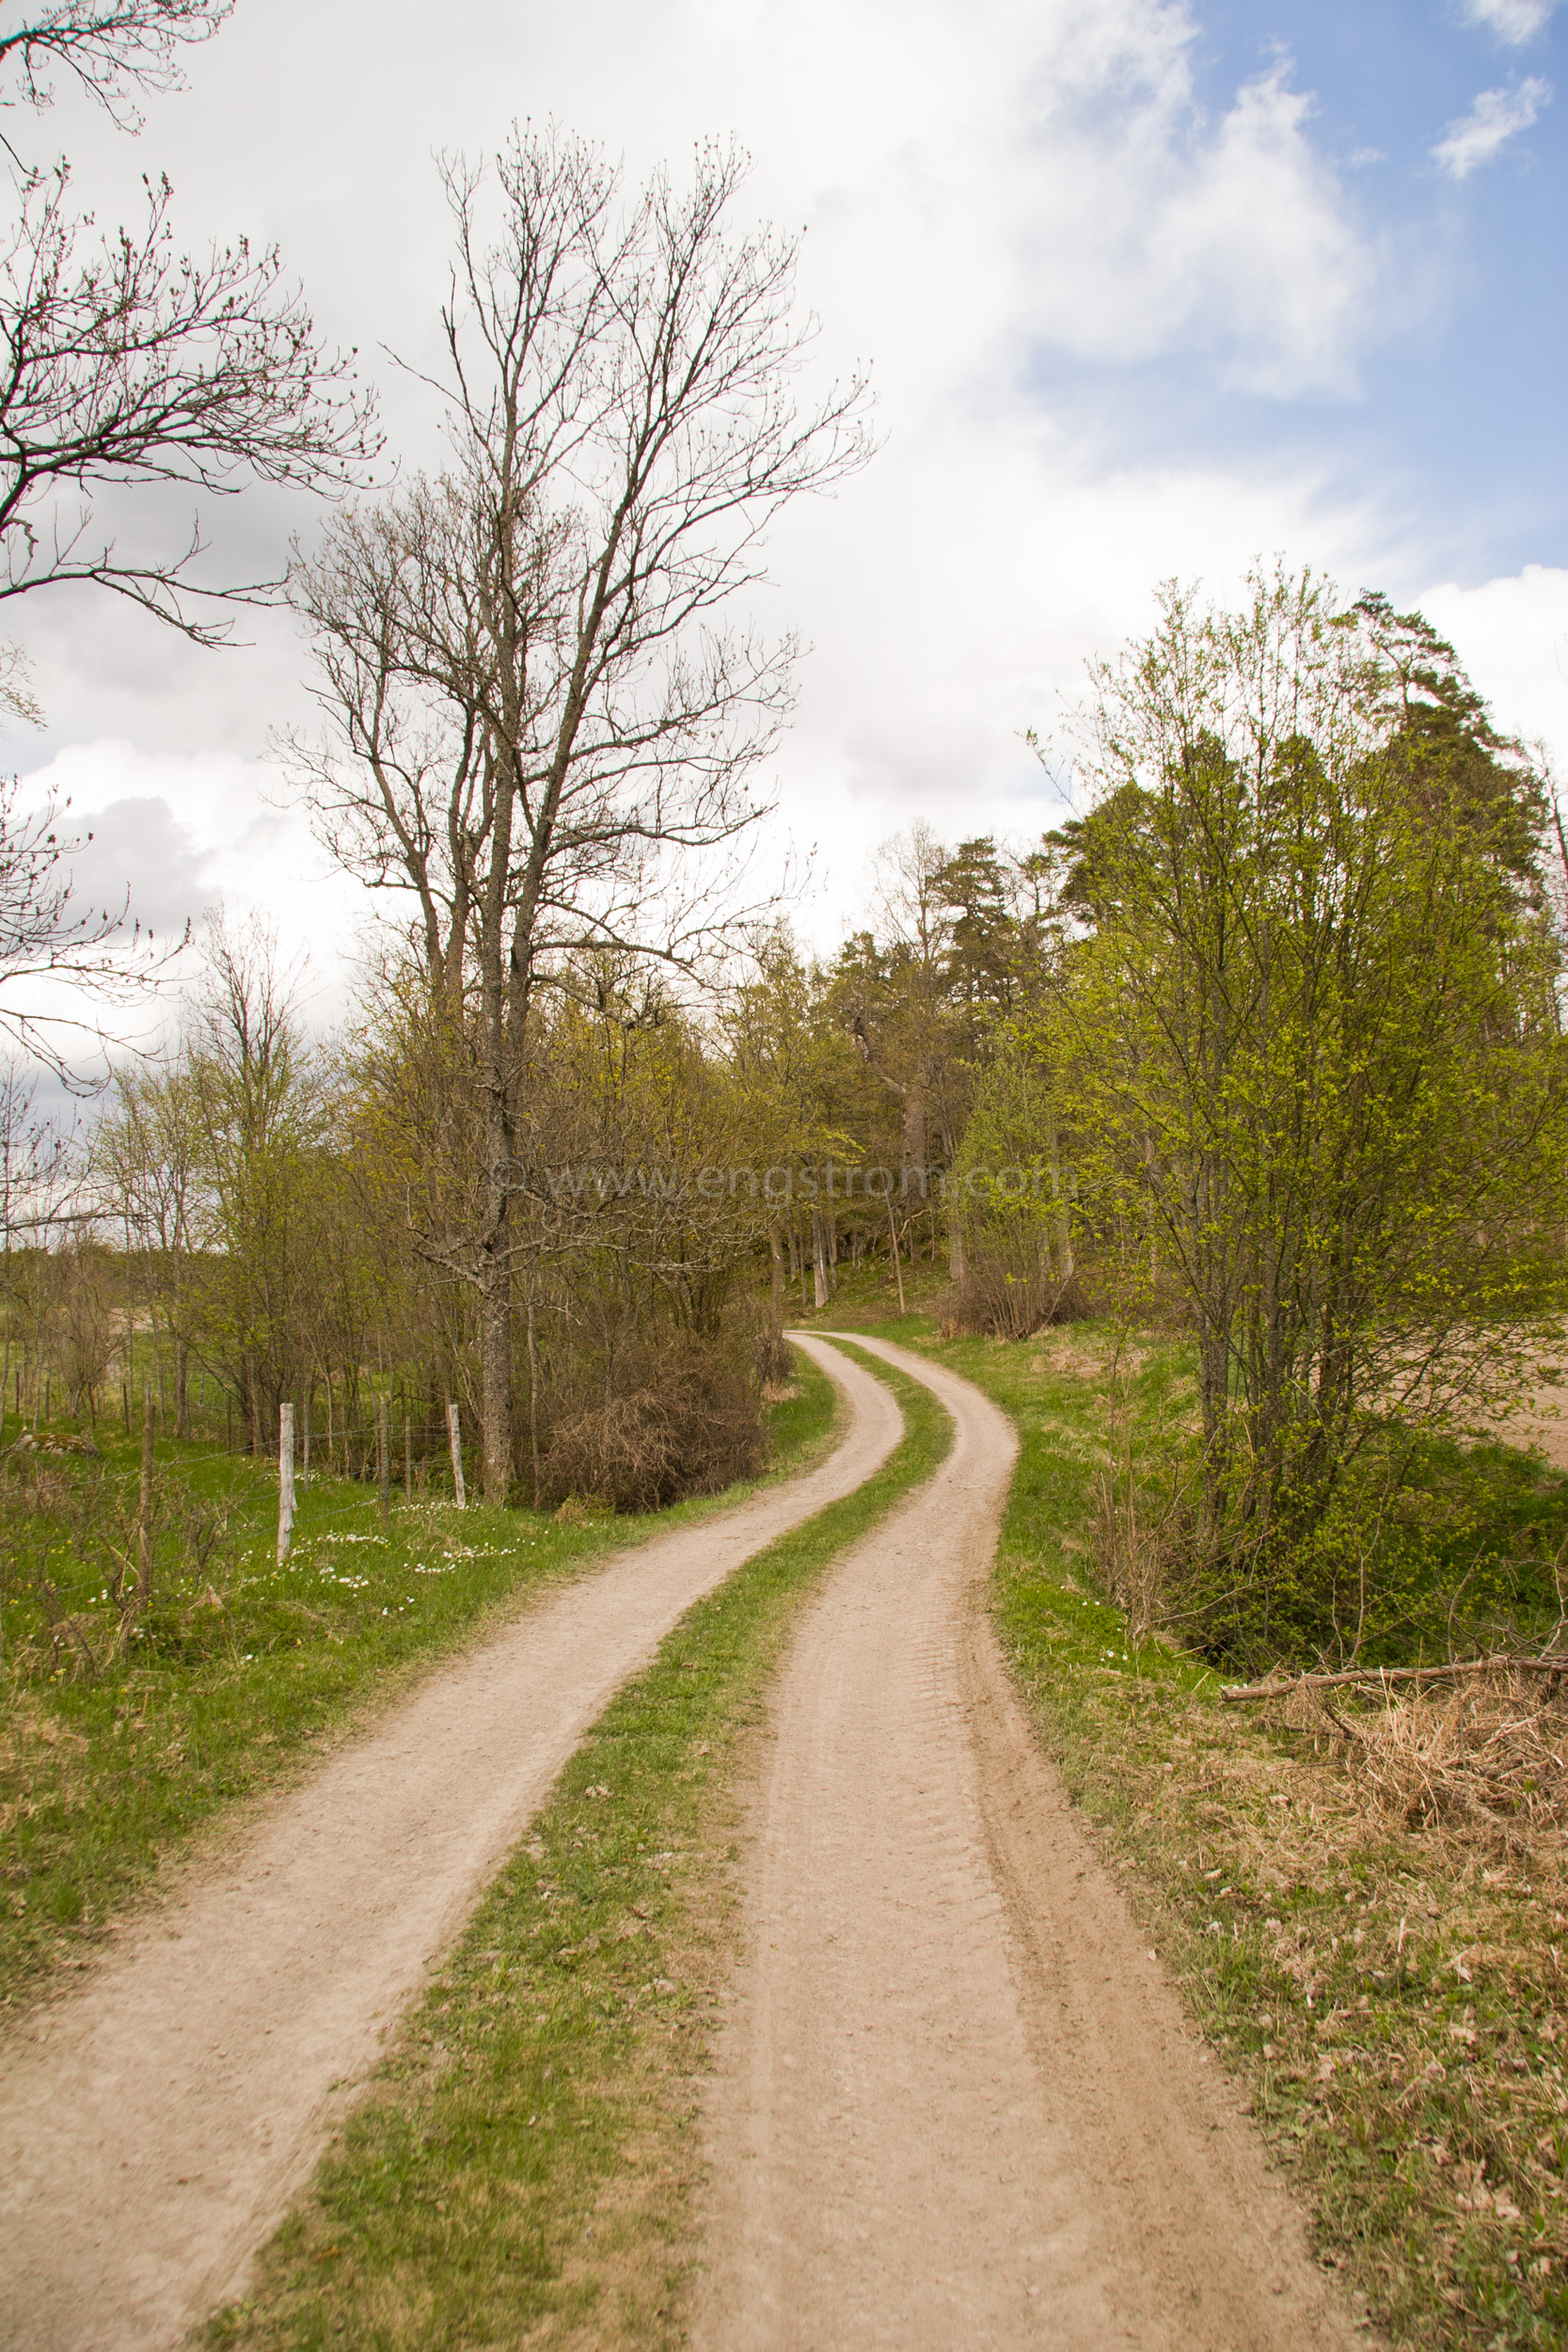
[1175,1426,1568,1668]
[1029,564,1568,1661]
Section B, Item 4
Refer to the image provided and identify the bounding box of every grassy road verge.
[205,1343,950,2352]
[0,1375,838,2015]
[831,1310,1568,2352]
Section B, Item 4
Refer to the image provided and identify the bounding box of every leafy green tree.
[1059,564,1567,1658]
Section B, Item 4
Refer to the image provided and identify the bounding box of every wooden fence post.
[404,1415,412,1503]
[277,1401,296,1565]
[447,1401,467,1510]
[377,1395,390,1530]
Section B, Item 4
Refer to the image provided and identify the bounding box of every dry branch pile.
[1253,1666,1568,1856]
[537,1337,765,1515]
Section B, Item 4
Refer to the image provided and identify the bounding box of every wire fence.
[1,1396,477,1512]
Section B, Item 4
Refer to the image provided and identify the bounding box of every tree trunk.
[136,1383,155,1614]
[477,846,515,1504]
[526,1285,542,1505]
[812,1211,830,1310]
[479,1249,513,1504]
[887,1202,907,1314]
[900,1084,927,1186]
[1045,1109,1074,1280]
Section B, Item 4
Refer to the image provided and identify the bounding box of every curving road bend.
[0,1339,902,2352]
[690,1332,1360,2352]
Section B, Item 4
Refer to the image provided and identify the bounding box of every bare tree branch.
[0,774,187,1079]
[0,1,233,132]
[0,165,379,642]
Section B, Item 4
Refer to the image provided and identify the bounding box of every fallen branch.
[1219,1655,1568,1704]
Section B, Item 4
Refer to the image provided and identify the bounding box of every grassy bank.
[819,1309,1568,2352]
[0,1371,838,2015]
[206,1343,950,2352]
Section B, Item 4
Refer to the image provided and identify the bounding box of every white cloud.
[11,741,369,1020]
[1461,0,1560,43]
[56,797,213,941]
[1418,566,1568,779]
[0,0,1538,993]
[1431,78,1552,179]
[1012,44,1386,397]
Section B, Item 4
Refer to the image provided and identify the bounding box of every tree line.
[6,564,1565,1661]
[2,12,1565,1672]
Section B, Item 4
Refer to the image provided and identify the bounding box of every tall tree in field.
[287,129,870,1499]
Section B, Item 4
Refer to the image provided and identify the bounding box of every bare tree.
[0,165,377,642]
[0,0,376,647]
[287,127,870,1499]
[94,1049,201,1428]
[0,0,373,1081]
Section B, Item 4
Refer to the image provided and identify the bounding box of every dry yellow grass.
[1321,1676,1568,1853]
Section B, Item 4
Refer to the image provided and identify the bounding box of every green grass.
[0,1370,840,2012]
[205,1343,952,2352]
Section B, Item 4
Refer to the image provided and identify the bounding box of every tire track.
[690,1332,1361,2350]
[0,1348,902,2352]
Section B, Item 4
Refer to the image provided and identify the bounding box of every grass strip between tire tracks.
[205,1343,951,2352]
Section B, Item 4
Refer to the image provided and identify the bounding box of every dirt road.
[690,1333,1360,2351]
[0,1343,901,2352]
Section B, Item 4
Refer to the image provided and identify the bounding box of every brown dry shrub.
[539,1333,765,1515]
[949,1257,1090,1341]
[1293,1672,1568,1854]
[1091,1468,1182,1647]
[1354,1678,1568,1851]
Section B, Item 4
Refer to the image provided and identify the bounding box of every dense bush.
[537,1331,765,1514]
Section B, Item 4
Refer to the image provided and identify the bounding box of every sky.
[3,0,1565,1049]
